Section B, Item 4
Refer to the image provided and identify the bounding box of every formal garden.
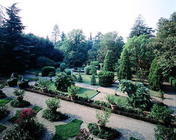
[0,2,176,140]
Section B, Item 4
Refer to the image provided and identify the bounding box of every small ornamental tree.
[119,80,152,110]
[118,48,132,80]
[90,65,97,75]
[46,98,60,113]
[103,50,114,72]
[55,73,74,92]
[148,58,162,91]
[91,74,96,85]
[60,62,66,72]
[98,71,114,87]
[68,85,79,99]
[96,108,111,127]
[77,73,83,82]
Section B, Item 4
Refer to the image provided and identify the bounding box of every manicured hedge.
[41,66,55,76]
[98,71,114,87]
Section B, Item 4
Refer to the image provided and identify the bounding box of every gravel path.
[2,87,156,140]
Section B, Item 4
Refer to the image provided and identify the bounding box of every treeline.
[0,3,176,91]
[0,4,63,73]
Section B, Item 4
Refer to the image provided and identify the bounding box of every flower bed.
[25,87,176,127]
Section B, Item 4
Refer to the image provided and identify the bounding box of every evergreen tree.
[148,58,162,91]
[103,50,114,71]
[91,74,96,85]
[118,48,132,80]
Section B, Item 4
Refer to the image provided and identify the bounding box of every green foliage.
[84,66,91,75]
[41,66,55,77]
[35,79,52,92]
[0,124,6,133]
[36,56,56,68]
[77,74,83,82]
[64,69,71,75]
[119,80,152,110]
[106,95,117,105]
[91,74,96,85]
[0,106,9,120]
[42,109,68,121]
[0,99,11,106]
[68,85,80,97]
[53,119,83,140]
[154,125,176,140]
[98,71,114,87]
[88,123,121,140]
[150,104,173,123]
[129,15,154,38]
[148,58,162,91]
[103,50,114,71]
[118,48,132,80]
[46,98,60,111]
[11,100,30,108]
[60,63,66,72]
[55,73,74,92]
[90,64,97,75]
[124,35,154,80]
[96,108,111,127]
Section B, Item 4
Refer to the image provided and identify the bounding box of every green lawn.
[0,124,6,133]
[79,74,99,85]
[113,96,129,107]
[77,87,97,99]
[0,98,12,106]
[49,83,97,99]
[149,89,162,98]
[53,119,83,140]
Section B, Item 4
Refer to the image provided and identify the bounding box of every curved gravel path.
[2,87,156,140]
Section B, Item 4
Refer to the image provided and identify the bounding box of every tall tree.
[103,50,114,71]
[52,24,60,45]
[118,48,132,80]
[98,32,124,63]
[129,15,154,38]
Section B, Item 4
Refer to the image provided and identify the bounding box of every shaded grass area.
[0,98,12,106]
[53,119,83,140]
[0,124,6,133]
[149,89,162,98]
[79,74,99,85]
[112,96,129,107]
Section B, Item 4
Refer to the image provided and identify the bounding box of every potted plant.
[68,85,79,100]
[106,95,118,110]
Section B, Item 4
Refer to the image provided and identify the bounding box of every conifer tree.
[103,50,114,71]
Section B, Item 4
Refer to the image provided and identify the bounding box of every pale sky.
[1,0,176,40]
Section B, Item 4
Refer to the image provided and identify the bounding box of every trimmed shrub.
[154,125,176,140]
[150,104,173,124]
[98,71,114,87]
[41,66,55,76]
[18,79,29,89]
[60,62,66,72]
[68,85,80,98]
[91,74,96,85]
[103,50,114,72]
[84,66,91,75]
[65,69,71,75]
[90,65,97,75]
[55,73,74,92]
[88,123,121,140]
[148,58,162,91]
[77,74,83,82]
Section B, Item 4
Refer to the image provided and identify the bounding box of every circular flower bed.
[11,99,31,108]
[88,123,121,140]
[42,109,68,121]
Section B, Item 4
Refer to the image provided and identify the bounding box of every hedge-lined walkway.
[3,87,156,140]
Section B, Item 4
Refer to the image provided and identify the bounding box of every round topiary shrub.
[55,73,74,92]
[41,66,55,77]
[84,66,91,75]
[98,71,114,87]
[11,89,30,108]
[42,98,68,121]
[60,62,66,72]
